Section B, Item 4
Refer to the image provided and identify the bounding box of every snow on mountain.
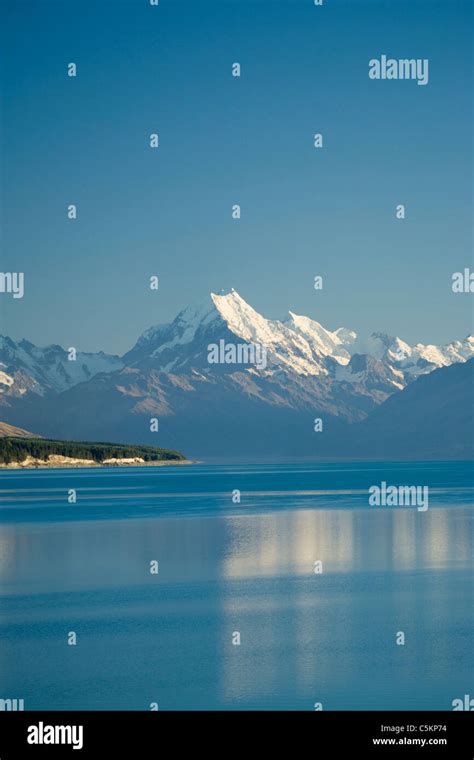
[2,290,472,457]
[359,332,474,380]
[410,336,474,373]
[125,290,473,387]
[123,296,221,372]
[286,312,355,364]
[0,369,14,390]
[0,336,123,397]
[211,290,332,375]
[126,290,355,377]
[334,327,358,345]
[2,290,472,409]
[336,353,405,392]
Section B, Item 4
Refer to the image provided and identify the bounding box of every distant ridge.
[337,358,474,460]
[0,421,40,439]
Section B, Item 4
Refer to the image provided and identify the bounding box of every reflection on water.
[222,507,472,578]
[0,505,470,590]
[0,464,472,710]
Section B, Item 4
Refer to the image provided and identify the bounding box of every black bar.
[0,711,472,758]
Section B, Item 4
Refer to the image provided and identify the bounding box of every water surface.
[0,462,472,709]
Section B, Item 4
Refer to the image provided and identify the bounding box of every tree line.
[0,437,186,464]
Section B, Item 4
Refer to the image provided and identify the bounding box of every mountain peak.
[286,311,355,362]
[175,294,218,327]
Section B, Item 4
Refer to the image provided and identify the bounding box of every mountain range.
[1,290,472,459]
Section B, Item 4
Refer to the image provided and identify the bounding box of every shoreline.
[0,457,197,470]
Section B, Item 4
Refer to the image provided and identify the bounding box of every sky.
[1,0,473,355]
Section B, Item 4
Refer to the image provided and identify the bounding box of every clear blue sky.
[1,0,472,354]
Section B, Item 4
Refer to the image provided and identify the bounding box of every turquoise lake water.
[0,461,472,710]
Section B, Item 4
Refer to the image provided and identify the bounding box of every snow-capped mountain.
[1,289,472,458]
[124,289,474,388]
[125,289,363,377]
[0,336,123,398]
[3,291,473,400]
[335,353,406,393]
[285,312,356,364]
[355,331,474,380]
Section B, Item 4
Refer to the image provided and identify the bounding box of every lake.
[0,461,472,710]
